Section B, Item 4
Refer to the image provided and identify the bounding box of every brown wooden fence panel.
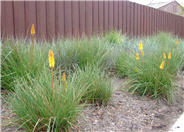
[85,1,92,37]
[104,1,108,32]
[1,1,14,37]
[25,1,36,38]
[72,1,80,37]
[2,1,184,39]
[108,1,113,30]
[36,1,46,40]
[46,1,55,39]
[118,1,122,32]
[113,1,118,30]
[79,1,85,36]
[126,2,131,35]
[130,2,134,36]
[137,4,141,36]
[64,1,72,38]
[98,1,103,34]
[55,1,64,38]
[13,1,25,38]
[139,4,144,36]
[93,1,98,35]
[122,1,127,34]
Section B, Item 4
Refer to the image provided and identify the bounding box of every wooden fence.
[1,1,184,40]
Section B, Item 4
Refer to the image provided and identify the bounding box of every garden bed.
[1,73,184,132]
[1,32,184,131]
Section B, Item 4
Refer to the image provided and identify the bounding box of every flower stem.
[51,68,54,95]
[155,69,161,97]
[167,60,169,69]
[30,35,34,66]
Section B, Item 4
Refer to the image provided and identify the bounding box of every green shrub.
[72,65,113,105]
[9,68,84,131]
[1,38,48,91]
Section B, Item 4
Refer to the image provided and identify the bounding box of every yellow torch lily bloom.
[48,50,55,68]
[62,72,67,89]
[160,61,165,70]
[140,50,144,56]
[136,53,139,60]
[62,72,66,82]
[168,52,171,59]
[31,24,35,35]
[176,40,179,45]
[163,52,166,59]
[139,42,143,51]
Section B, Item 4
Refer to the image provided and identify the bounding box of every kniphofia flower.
[139,42,143,51]
[163,52,166,59]
[168,52,171,59]
[31,24,35,35]
[176,40,179,45]
[160,61,165,70]
[62,72,67,89]
[136,53,139,60]
[48,50,55,68]
[141,50,144,56]
[62,72,66,82]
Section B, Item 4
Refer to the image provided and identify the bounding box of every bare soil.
[1,73,184,132]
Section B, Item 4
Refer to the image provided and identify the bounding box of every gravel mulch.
[76,75,184,132]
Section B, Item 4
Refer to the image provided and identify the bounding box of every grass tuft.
[9,68,84,131]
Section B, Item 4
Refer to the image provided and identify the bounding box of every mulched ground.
[1,72,184,132]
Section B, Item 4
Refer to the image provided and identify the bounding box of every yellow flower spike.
[62,72,66,82]
[62,72,67,90]
[163,52,166,59]
[168,52,171,60]
[160,61,165,70]
[139,42,143,51]
[136,53,139,60]
[141,50,144,56]
[48,50,55,68]
[176,40,179,45]
[31,24,35,35]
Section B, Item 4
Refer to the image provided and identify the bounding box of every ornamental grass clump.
[116,36,184,102]
[75,37,110,69]
[72,65,113,105]
[55,37,110,70]
[127,50,175,102]
[104,30,126,45]
[1,39,48,91]
[9,52,84,131]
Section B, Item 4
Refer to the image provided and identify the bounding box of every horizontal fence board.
[2,1,184,39]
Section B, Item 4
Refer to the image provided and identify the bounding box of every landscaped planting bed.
[1,32,184,132]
